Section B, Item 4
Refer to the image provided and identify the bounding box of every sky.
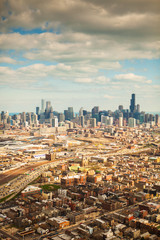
[0,0,160,113]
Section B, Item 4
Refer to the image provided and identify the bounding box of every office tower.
[58,113,65,122]
[92,106,99,116]
[149,114,154,122]
[83,110,87,116]
[52,117,58,127]
[79,107,83,117]
[130,93,136,113]
[92,106,99,122]
[101,115,105,124]
[36,107,40,115]
[119,105,123,111]
[140,114,144,124]
[64,110,69,120]
[46,101,51,111]
[27,112,32,125]
[145,114,149,123]
[90,118,96,128]
[80,116,84,127]
[41,99,45,113]
[109,116,113,126]
[7,116,11,124]
[1,111,4,120]
[68,107,74,120]
[119,116,123,127]
[128,117,136,127]
[136,104,140,113]
[101,115,108,125]
[155,114,160,126]
[22,112,26,123]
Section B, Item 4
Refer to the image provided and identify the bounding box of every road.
[0,228,19,240]
[0,161,52,185]
[0,158,71,201]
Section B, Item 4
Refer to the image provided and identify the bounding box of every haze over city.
[0,0,160,112]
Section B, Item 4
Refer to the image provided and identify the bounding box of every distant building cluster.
[0,94,160,129]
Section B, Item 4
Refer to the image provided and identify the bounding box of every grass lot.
[40,184,61,191]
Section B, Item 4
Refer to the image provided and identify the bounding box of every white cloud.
[104,95,115,99]
[114,73,152,84]
[75,78,93,83]
[0,56,17,64]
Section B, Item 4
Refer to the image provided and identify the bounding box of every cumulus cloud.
[0,56,17,64]
[114,73,152,84]
[0,0,159,112]
[1,0,159,39]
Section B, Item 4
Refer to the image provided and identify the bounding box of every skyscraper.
[118,105,123,111]
[46,101,51,112]
[36,107,40,115]
[52,117,58,127]
[41,99,45,113]
[68,107,74,120]
[130,93,136,113]
[128,117,136,127]
[80,115,84,127]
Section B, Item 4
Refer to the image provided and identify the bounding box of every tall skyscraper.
[79,107,83,117]
[130,93,136,113]
[46,101,51,112]
[80,115,84,127]
[136,104,140,113]
[68,107,74,120]
[41,99,45,113]
[36,107,40,115]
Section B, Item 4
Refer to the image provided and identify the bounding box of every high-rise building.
[58,113,65,122]
[130,93,136,113]
[118,105,123,111]
[155,114,160,126]
[64,110,69,120]
[46,101,51,111]
[145,114,149,123]
[22,112,26,123]
[80,116,84,127]
[79,107,83,117]
[108,116,113,126]
[68,107,74,120]
[52,117,58,127]
[36,107,40,115]
[119,117,123,127]
[92,106,99,122]
[41,99,45,113]
[136,104,140,113]
[128,117,136,128]
[90,118,96,128]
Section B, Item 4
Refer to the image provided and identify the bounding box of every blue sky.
[0,0,160,113]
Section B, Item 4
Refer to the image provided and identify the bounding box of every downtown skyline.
[0,0,160,112]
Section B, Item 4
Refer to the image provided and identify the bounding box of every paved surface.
[0,161,51,185]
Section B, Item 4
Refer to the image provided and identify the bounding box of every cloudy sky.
[0,0,160,113]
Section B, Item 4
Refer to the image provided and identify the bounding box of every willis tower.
[130,93,136,114]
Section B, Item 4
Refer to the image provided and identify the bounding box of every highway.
[0,157,71,202]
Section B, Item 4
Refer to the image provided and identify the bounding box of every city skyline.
[0,0,160,112]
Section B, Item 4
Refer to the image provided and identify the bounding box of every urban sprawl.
[0,94,160,240]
